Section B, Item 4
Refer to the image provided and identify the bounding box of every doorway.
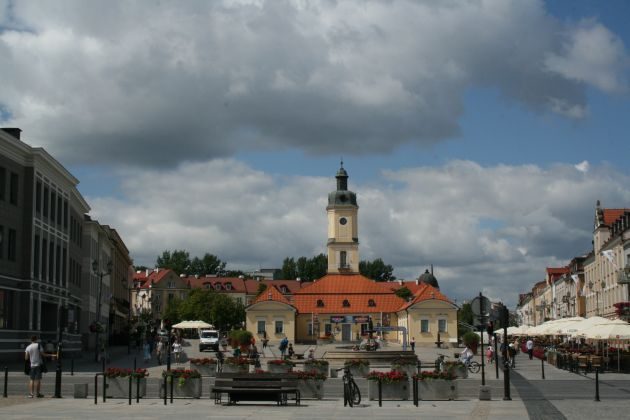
[342,323,352,341]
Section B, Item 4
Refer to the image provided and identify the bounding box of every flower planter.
[418,380,458,400]
[447,365,467,379]
[221,364,249,374]
[266,362,293,373]
[106,378,147,398]
[368,379,409,401]
[347,364,369,378]
[303,362,329,377]
[160,377,202,399]
[298,379,325,399]
[191,363,217,377]
[391,364,416,379]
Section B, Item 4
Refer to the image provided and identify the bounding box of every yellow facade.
[399,300,458,346]
[294,313,401,343]
[246,301,296,344]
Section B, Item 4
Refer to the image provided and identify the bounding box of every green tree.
[281,257,297,280]
[394,286,412,301]
[177,289,245,331]
[163,297,183,325]
[156,250,191,274]
[281,254,327,280]
[256,283,268,296]
[359,258,395,281]
[457,302,474,337]
[189,253,227,276]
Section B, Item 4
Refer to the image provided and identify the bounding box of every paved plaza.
[1,341,628,419]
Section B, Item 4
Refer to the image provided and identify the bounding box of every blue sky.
[1,0,629,306]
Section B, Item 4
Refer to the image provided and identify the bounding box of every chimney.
[238,275,244,279]
[398,280,403,285]
[416,278,419,285]
[195,274,199,279]
[1,128,22,139]
[268,292,272,300]
[296,277,301,282]
[179,274,185,278]
[136,270,142,274]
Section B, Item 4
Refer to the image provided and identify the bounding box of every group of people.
[142,332,185,365]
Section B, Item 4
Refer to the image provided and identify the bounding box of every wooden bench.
[211,372,300,406]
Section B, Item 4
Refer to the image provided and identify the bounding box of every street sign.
[373,326,396,332]
[471,295,491,317]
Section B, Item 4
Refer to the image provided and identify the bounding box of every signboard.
[330,315,345,323]
[373,326,396,332]
[471,295,491,318]
[353,315,370,323]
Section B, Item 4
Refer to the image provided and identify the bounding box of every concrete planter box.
[418,380,458,400]
[298,379,325,399]
[303,362,329,377]
[347,364,369,378]
[73,383,88,399]
[447,365,467,379]
[222,364,249,374]
[191,363,217,376]
[368,380,409,400]
[160,377,202,399]
[106,378,147,398]
[266,362,293,373]
[391,364,416,379]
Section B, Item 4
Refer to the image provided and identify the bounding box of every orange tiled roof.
[400,283,453,311]
[133,268,176,288]
[187,276,246,292]
[293,294,405,314]
[294,274,396,295]
[251,285,293,306]
[243,279,304,295]
[546,267,569,275]
[603,209,629,226]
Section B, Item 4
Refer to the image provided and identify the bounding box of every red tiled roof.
[243,279,304,295]
[294,274,396,295]
[546,267,569,275]
[251,285,293,306]
[187,276,246,292]
[293,294,405,314]
[400,283,453,311]
[133,269,176,288]
[603,209,629,226]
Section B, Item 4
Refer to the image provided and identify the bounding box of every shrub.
[228,330,253,348]
[413,370,457,381]
[462,331,480,347]
[391,358,417,368]
[162,369,201,388]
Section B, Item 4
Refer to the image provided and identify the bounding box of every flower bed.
[391,357,417,378]
[104,368,148,398]
[160,369,202,398]
[222,356,250,373]
[443,361,467,379]
[304,359,329,377]
[189,358,217,376]
[267,359,295,373]
[414,371,457,400]
[295,370,327,399]
[367,371,409,400]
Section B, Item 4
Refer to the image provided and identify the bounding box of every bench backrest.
[214,379,298,389]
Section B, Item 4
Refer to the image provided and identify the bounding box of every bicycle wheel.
[350,380,361,405]
[344,381,353,407]
[469,361,480,373]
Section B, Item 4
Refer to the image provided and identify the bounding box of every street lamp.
[92,259,112,363]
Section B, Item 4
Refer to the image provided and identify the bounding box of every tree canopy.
[156,250,227,276]
[167,289,245,331]
[280,254,327,281]
[359,258,395,281]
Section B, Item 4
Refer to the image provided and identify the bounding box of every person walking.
[156,338,164,365]
[172,339,182,364]
[526,337,534,360]
[410,337,416,352]
[24,335,55,398]
[279,336,288,359]
[486,345,494,364]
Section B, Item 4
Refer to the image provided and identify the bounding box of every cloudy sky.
[2,0,630,307]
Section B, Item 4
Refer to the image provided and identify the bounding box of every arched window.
[214,283,222,290]
[225,283,232,290]
[316,299,325,307]
[340,251,347,268]
[368,299,376,307]
[342,299,350,307]
[281,285,288,293]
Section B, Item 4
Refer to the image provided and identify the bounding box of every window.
[50,191,56,221]
[342,299,350,307]
[63,200,68,228]
[168,293,174,303]
[35,181,41,213]
[280,285,288,293]
[56,195,62,225]
[307,323,313,336]
[236,297,242,304]
[43,186,49,217]
[360,323,369,335]
[33,235,40,275]
[324,324,332,335]
[225,283,232,290]
[167,281,175,288]
[420,319,429,333]
[41,239,48,280]
[438,319,447,333]
[316,299,325,307]
[7,229,17,261]
[257,320,266,334]
[9,172,18,205]
[340,251,347,268]
[368,299,376,307]
[0,167,5,200]
[214,283,221,290]
[275,320,283,334]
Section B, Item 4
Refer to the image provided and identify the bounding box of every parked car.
[199,329,220,352]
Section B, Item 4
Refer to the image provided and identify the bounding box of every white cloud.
[0,0,627,165]
[89,159,630,306]
[575,160,590,173]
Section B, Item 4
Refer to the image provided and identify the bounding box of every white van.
[199,329,220,352]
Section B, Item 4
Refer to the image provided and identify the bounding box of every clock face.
[339,217,347,225]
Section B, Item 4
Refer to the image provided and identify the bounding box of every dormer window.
[316,299,324,307]
[225,283,232,290]
[214,283,221,290]
[280,285,288,293]
[342,299,350,307]
[368,299,376,307]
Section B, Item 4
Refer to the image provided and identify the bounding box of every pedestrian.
[410,337,416,352]
[262,337,268,349]
[486,345,494,364]
[526,337,534,360]
[287,343,294,359]
[508,343,516,368]
[172,339,182,364]
[143,339,151,363]
[156,338,164,365]
[279,336,288,359]
[24,335,55,398]
[307,348,315,360]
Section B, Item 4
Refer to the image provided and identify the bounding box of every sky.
[1,0,630,307]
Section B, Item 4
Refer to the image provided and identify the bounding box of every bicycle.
[337,367,361,407]
[454,353,480,373]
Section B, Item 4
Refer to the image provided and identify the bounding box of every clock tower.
[327,162,359,274]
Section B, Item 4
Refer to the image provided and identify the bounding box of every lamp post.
[92,259,112,363]
[122,279,135,355]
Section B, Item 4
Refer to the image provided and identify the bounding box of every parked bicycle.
[337,366,361,407]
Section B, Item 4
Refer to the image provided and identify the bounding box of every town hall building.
[245,163,458,346]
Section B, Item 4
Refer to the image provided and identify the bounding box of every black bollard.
[170,373,174,404]
[54,342,63,398]
[494,334,499,379]
[503,361,511,400]
[102,358,105,374]
[163,375,167,406]
[413,376,418,407]
[3,366,8,398]
[94,375,98,405]
[133,357,137,372]
[128,375,132,405]
[136,376,140,404]
[378,378,382,407]
[594,367,600,401]
[541,357,545,380]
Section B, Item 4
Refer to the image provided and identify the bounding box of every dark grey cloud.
[1,0,627,166]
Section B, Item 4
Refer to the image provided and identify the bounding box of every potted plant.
[462,331,480,355]
[414,370,458,400]
[295,370,326,399]
[344,359,370,378]
[160,369,202,398]
[222,356,250,373]
[228,330,254,353]
[391,357,418,378]
[189,357,217,376]
[367,370,409,400]
[304,359,329,377]
[104,368,148,398]
[267,358,295,373]
[443,360,467,379]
